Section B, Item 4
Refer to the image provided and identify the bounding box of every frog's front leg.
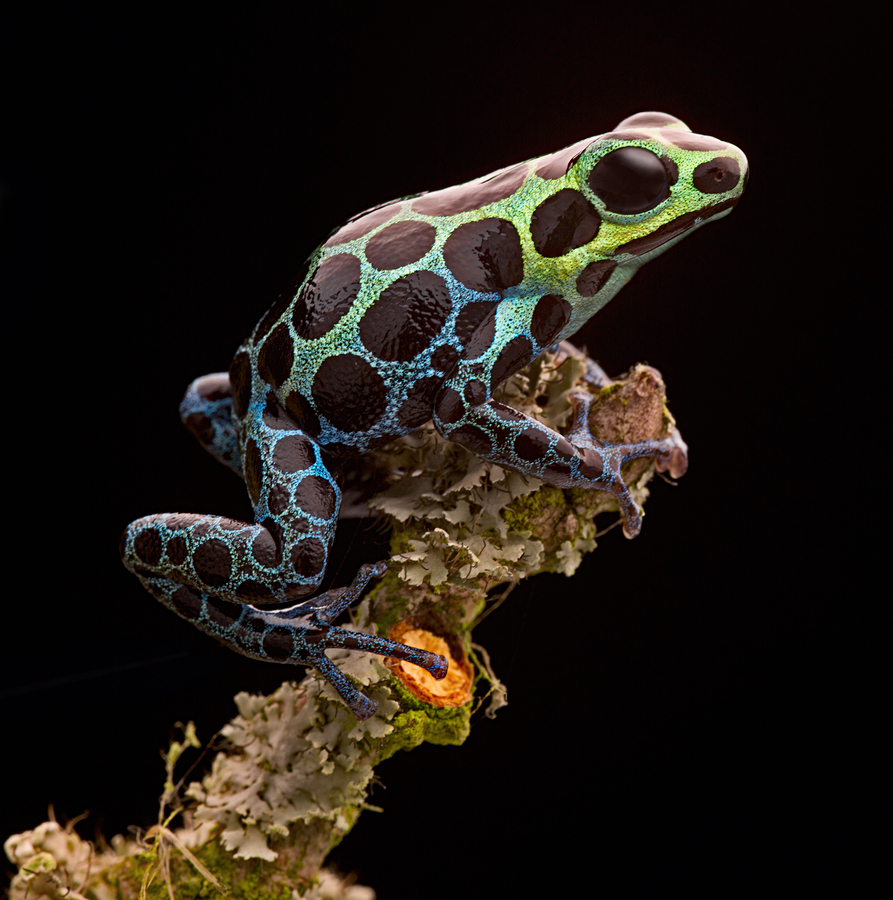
[434,296,688,538]
[121,396,446,719]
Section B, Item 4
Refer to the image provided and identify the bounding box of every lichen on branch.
[5,350,680,897]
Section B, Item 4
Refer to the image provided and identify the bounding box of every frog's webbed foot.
[288,560,388,624]
[566,390,689,538]
[254,560,443,716]
[259,562,447,718]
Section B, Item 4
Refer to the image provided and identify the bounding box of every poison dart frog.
[121,112,748,719]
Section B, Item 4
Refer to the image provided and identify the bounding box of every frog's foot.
[273,560,449,718]
[299,621,449,720]
[261,569,447,718]
[291,560,389,624]
[136,562,447,720]
[179,373,243,477]
[566,390,689,539]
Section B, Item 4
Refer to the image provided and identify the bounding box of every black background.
[3,6,853,895]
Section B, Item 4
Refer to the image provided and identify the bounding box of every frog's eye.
[588,147,671,214]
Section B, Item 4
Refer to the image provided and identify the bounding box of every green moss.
[502,484,568,534]
[389,529,415,556]
[379,708,471,760]
[109,831,346,900]
[596,381,624,398]
[367,570,416,633]
[376,680,472,762]
[191,838,294,899]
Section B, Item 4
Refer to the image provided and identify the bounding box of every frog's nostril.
[692,156,741,195]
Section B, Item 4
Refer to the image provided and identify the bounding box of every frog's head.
[566,111,748,268]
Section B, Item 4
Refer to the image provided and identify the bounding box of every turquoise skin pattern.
[121,111,748,718]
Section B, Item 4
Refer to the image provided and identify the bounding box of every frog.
[121,111,747,719]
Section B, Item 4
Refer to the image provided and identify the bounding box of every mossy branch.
[5,351,679,899]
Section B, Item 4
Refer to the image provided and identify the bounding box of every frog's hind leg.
[129,560,446,719]
[179,373,243,476]
[121,395,447,718]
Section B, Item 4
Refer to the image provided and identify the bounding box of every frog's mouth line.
[619,197,740,260]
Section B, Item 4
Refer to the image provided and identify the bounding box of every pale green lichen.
[5,351,679,897]
[4,819,140,900]
[184,650,399,861]
[5,760,377,900]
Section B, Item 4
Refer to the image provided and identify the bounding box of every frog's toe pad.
[351,693,378,720]
[428,654,449,680]
[655,428,689,479]
[620,504,643,540]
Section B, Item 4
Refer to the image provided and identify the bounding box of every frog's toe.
[313,652,379,719]
[351,693,378,721]
[616,490,644,539]
[566,390,600,448]
[655,428,689,479]
[429,655,448,680]
[323,625,448,680]
[309,560,389,622]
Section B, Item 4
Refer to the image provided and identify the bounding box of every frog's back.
[236,111,747,454]
[234,187,530,452]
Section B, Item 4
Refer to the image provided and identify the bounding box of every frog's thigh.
[121,409,341,604]
[179,373,243,476]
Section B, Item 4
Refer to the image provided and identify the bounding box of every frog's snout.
[726,144,749,198]
[696,145,748,203]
